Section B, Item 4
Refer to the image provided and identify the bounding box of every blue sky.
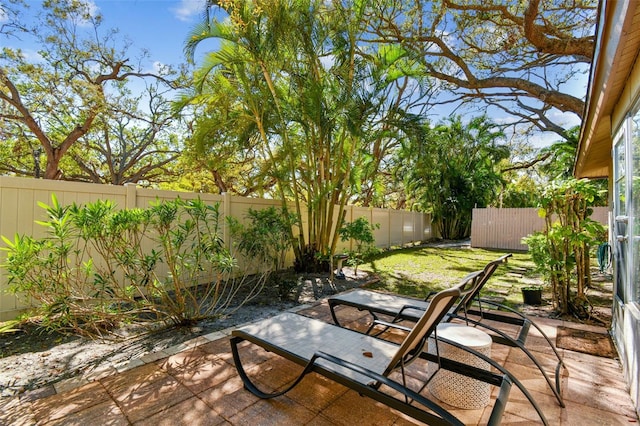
[3,0,209,70]
[91,0,208,68]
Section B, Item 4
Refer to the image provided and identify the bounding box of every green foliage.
[182,0,431,271]
[227,206,296,299]
[1,195,266,337]
[402,115,508,239]
[338,217,380,274]
[522,178,606,316]
[0,319,21,335]
[497,174,540,208]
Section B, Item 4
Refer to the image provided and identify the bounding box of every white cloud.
[75,0,100,27]
[172,0,207,22]
[18,48,44,63]
[151,61,170,74]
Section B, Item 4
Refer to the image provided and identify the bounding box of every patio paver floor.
[1,301,638,425]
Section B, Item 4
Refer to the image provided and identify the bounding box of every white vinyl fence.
[471,207,609,251]
[0,176,433,320]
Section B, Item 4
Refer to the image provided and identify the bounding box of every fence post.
[387,208,392,249]
[125,183,137,209]
[222,192,231,250]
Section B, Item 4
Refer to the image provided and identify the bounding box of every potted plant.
[522,286,543,305]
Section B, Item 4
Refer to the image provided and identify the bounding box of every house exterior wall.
[607,38,640,418]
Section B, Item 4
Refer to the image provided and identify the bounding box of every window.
[613,128,627,301]
[631,107,640,301]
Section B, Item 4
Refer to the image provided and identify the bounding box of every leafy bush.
[228,206,296,299]
[1,195,267,336]
[338,217,380,275]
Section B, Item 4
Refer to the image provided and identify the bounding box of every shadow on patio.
[1,300,637,425]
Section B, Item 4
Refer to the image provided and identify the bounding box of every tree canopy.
[365,0,596,137]
[183,0,433,269]
[0,0,181,182]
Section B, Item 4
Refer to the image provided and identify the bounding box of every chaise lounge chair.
[230,271,549,426]
[327,254,566,407]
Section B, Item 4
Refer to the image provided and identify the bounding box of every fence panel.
[0,176,432,320]
[471,207,609,251]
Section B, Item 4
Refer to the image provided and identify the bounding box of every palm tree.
[183,0,398,271]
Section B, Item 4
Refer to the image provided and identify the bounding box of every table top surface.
[435,323,492,347]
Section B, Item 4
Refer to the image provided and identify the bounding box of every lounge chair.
[230,271,549,426]
[327,254,566,407]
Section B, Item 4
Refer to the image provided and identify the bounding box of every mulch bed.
[556,326,617,358]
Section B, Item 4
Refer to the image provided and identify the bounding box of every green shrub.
[1,195,267,336]
[338,217,380,275]
[228,206,296,299]
[522,179,606,317]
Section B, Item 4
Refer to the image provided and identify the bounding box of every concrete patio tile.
[101,363,195,423]
[501,360,561,398]
[487,343,510,364]
[199,375,272,418]
[390,413,424,425]
[227,395,317,425]
[521,333,560,354]
[99,361,166,391]
[486,386,560,425]
[252,356,305,391]
[440,404,486,426]
[199,336,233,360]
[5,303,638,426]
[560,399,639,425]
[561,351,626,389]
[525,317,562,339]
[505,345,564,374]
[20,384,56,402]
[305,414,344,425]
[44,399,129,426]
[165,350,237,394]
[53,375,90,394]
[563,375,637,418]
[218,339,273,370]
[156,346,208,371]
[283,373,349,412]
[132,395,228,426]
[319,389,405,425]
[30,381,112,424]
[0,395,36,426]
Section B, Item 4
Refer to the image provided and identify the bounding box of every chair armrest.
[372,319,413,333]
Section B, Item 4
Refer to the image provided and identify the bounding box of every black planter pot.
[522,288,542,305]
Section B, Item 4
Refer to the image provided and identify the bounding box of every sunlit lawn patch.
[359,246,537,307]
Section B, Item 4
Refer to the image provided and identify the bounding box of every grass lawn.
[359,246,544,308]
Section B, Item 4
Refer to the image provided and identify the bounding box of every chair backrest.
[383,269,485,376]
[451,253,513,316]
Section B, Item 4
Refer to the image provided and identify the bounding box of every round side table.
[427,323,492,409]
